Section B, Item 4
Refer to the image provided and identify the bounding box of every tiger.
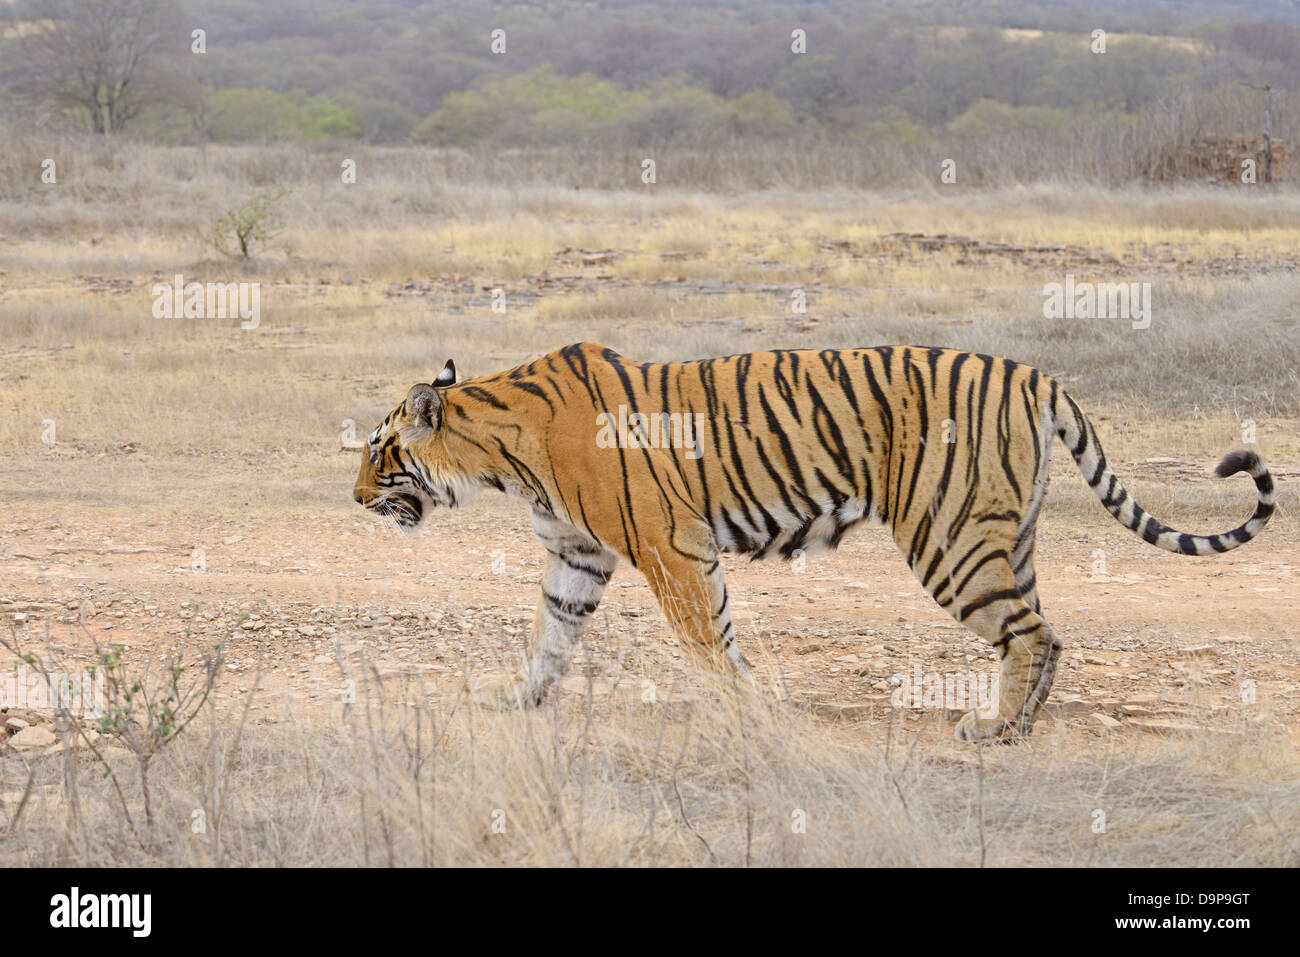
[353,342,1275,741]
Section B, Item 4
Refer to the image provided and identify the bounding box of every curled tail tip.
[1214,450,1268,479]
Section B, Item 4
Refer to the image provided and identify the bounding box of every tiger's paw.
[954,709,1024,744]
[466,672,537,710]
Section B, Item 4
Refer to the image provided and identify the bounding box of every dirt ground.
[4,463,1296,751]
[2,182,1297,765]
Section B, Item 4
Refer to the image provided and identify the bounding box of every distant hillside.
[1,0,1296,149]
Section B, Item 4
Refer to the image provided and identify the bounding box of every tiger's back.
[558,345,1053,566]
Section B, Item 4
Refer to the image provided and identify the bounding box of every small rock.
[560,676,611,697]
[1131,719,1220,737]
[1124,694,1161,706]
[9,725,57,749]
[809,701,873,719]
[1045,698,1091,717]
[1089,713,1121,730]
[4,717,30,732]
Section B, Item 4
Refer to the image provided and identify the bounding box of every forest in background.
[0,0,1296,152]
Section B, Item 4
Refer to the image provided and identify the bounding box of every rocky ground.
[3,486,1297,757]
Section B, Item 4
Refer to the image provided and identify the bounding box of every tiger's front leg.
[636,520,749,676]
[469,509,619,709]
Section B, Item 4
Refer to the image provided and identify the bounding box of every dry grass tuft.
[2,654,1295,867]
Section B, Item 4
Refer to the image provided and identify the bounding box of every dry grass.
[5,142,1300,275]
[1,145,1296,867]
[2,655,1295,867]
[3,183,1296,525]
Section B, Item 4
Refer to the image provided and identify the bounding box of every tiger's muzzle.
[354,487,425,529]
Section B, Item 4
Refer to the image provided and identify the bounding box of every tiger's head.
[353,359,469,531]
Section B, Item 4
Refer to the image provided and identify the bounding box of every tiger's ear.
[433,359,456,388]
[405,383,441,432]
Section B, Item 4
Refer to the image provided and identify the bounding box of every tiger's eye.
[370,452,380,466]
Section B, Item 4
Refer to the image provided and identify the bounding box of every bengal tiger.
[353,343,1275,741]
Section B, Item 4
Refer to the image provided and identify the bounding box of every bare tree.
[5,0,183,135]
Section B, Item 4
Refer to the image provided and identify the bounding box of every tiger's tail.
[1053,390,1275,555]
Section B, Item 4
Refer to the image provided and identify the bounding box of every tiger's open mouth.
[373,492,423,528]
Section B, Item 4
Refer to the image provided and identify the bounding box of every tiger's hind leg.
[943,542,1061,743]
[468,508,619,709]
[1011,523,1043,615]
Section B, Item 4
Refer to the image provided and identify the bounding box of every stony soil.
[3,486,1296,754]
